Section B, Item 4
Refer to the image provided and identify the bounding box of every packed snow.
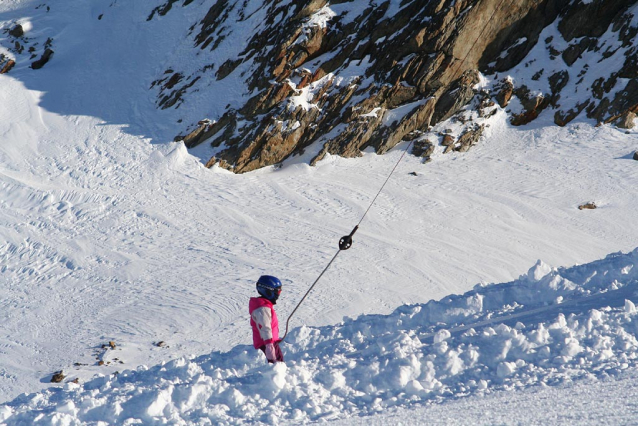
[1,0,638,424]
[2,250,638,424]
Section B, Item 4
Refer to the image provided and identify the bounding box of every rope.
[281,250,341,340]
[281,0,514,341]
[280,140,415,341]
[357,140,416,227]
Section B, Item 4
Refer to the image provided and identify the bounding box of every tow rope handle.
[280,138,417,342]
[338,225,358,250]
[281,226,359,342]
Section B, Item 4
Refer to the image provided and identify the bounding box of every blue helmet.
[256,275,282,303]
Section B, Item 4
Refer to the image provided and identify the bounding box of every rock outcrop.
[130,0,638,171]
[30,48,54,70]
[0,56,15,74]
[578,202,597,210]
[9,24,24,38]
[165,0,581,172]
[2,0,634,173]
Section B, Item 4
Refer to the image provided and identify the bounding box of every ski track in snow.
[0,0,637,423]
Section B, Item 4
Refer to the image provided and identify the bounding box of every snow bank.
[2,249,637,425]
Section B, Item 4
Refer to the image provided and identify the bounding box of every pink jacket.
[249,297,280,349]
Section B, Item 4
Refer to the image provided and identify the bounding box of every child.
[249,275,284,363]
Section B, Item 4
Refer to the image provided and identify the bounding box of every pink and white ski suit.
[249,296,280,348]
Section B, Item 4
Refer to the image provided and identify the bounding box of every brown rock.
[51,371,65,383]
[511,110,541,126]
[514,86,542,112]
[578,202,597,210]
[109,341,116,349]
[385,84,418,109]
[1,59,16,74]
[511,86,551,126]
[295,0,329,20]
[589,79,638,124]
[495,79,514,108]
[617,112,636,129]
[312,107,383,164]
[181,114,231,148]
[441,134,455,146]
[455,125,484,152]
[412,140,435,158]
[378,97,437,154]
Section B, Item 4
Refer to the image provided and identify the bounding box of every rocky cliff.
[3,0,637,172]
[166,0,637,172]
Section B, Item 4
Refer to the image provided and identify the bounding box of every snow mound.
[2,249,637,425]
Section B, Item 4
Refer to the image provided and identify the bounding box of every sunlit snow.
[0,0,637,424]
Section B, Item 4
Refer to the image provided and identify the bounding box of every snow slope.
[2,249,638,424]
[329,368,638,425]
[1,0,638,423]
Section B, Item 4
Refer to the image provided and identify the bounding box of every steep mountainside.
[1,0,636,173]
[165,0,638,172]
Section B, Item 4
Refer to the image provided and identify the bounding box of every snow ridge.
[2,249,637,425]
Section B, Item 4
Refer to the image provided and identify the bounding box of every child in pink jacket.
[249,275,284,363]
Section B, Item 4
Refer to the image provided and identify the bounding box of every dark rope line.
[281,140,415,341]
[282,0,513,341]
[281,250,342,340]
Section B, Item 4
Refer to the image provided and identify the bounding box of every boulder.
[30,48,54,70]
[411,140,435,158]
[455,125,485,152]
[511,86,551,126]
[51,371,65,383]
[578,202,597,210]
[495,79,514,108]
[633,150,638,161]
[441,134,455,146]
[617,112,636,129]
[0,59,15,74]
[9,24,23,38]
